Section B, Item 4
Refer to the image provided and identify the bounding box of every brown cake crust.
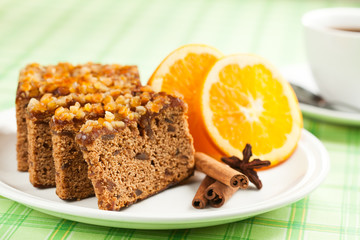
[77,96,195,210]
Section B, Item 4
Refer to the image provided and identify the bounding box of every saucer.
[281,64,360,126]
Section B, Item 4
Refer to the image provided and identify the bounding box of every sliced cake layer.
[75,91,195,210]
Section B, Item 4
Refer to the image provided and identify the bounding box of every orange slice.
[201,54,303,166]
[148,44,224,157]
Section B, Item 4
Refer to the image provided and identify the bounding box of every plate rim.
[281,64,360,126]
[300,103,360,125]
[0,126,330,229]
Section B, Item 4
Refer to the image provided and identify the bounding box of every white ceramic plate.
[0,109,329,229]
[281,64,360,126]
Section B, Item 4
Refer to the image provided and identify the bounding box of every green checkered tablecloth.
[1,0,360,239]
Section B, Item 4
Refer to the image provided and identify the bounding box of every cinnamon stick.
[192,176,216,209]
[205,180,238,208]
[195,152,249,189]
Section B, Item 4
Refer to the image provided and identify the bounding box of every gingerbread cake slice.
[50,103,100,200]
[26,94,76,187]
[50,89,140,200]
[75,88,195,210]
[21,63,140,187]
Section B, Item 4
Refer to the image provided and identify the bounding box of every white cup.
[302,8,360,109]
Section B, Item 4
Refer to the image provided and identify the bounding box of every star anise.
[221,144,271,189]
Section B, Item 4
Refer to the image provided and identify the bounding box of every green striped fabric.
[1,0,360,239]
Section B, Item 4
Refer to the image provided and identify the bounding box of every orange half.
[201,54,303,166]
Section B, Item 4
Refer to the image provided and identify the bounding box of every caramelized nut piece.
[135,106,147,115]
[103,121,114,131]
[112,121,125,128]
[105,111,115,121]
